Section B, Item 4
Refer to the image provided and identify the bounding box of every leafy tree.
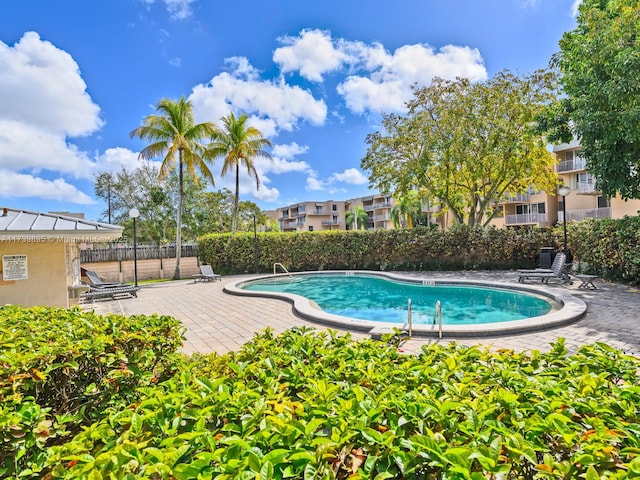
[346,205,369,230]
[362,70,559,226]
[94,164,175,245]
[207,112,273,235]
[551,0,640,199]
[130,96,218,279]
[390,190,422,228]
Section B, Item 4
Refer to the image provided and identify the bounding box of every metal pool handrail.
[273,263,293,277]
[433,300,443,338]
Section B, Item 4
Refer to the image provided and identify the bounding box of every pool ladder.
[406,299,442,339]
[273,263,293,278]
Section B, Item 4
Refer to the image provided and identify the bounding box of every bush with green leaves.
[47,328,640,479]
[198,225,558,274]
[568,215,640,284]
[0,306,185,478]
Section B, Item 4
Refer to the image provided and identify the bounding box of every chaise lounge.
[193,264,222,283]
[80,268,140,302]
[517,252,572,284]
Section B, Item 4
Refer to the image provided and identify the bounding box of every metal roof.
[0,207,123,241]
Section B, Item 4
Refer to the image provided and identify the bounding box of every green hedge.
[198,225,558,274]
[0,306,185,478]
[568,215,640,284]
[46,328,640,479]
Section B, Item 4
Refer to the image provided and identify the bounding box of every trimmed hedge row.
[569,215,640,284]
[0,306,185,478]
[46,328,640,479]
[198,225,559,274]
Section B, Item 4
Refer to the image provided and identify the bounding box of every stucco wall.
[0,241,69,307]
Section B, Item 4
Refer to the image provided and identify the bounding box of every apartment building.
[273,200,346,232]
[553,139,640,222]
[492,140,640,229]
[271,194,396,232]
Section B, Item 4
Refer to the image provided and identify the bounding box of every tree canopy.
[552,0,640,199]
[361,70,559,226]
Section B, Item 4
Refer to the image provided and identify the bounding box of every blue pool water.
[242,274,553,324]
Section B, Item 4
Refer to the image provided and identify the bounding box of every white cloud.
[331,168,367,185]
[273,29,350,82]
[0,169,95,204]
[142,0,195,20]
[306,173,325,191]
[0,120,96,179]
[190,56,327,135]
[169,57,182,67]
[95,148,162,173]
[0,32,103,136]
[338,43,487,114]
[272,142,309,158]
[571,0,582,17]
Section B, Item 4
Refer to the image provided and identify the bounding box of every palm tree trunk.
[174,156,183,280]
[231,163,240,235]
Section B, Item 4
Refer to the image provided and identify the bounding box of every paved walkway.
[85,271,640,356]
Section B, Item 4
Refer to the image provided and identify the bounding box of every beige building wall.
[0,241,70,307]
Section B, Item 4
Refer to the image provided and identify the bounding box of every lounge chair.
[80,268,140,302]
[193,264,222,283]
[518,252,566,274]
[518,253,572,284]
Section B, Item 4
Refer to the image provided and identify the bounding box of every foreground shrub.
[47,328,640,479]
[0,306,185,478]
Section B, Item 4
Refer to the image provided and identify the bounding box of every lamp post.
[253,214,259,274]
[558,186,570,256]
[129,208,140,286]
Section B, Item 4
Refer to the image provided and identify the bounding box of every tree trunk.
[231,163,240,235]
[174,156,183,280]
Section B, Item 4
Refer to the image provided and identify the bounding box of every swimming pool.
[225,271,587,337]
[242,274,551,324]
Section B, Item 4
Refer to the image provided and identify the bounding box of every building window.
[332,204,337,211]
[308,226,314,231]
[597,196,610,208]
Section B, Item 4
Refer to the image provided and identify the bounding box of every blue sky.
[1,0,580,222]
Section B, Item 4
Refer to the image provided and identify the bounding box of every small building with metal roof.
[0,207,123,307]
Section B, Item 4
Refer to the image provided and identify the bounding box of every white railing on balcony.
[363,204,375,212]
[321,219,342,226]
[577,181,598,194]
[309,209,329,215]
[558,207,611,222]
[374,214,390,221]
[557,157,587,173]
[501,192,531,203]
[373,202,393,209]
[505,213,548,225]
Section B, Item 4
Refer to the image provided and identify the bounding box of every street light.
[558,186,570,256]
[129,208,140,286]
[253,214,259,274]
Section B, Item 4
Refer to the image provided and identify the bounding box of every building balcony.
[505,213,548,225]
[374,214,390,221]
[558,207,611,222]
[373,202,393,209]
[309,210,330,215]
[576,181,599,195]
[321,219,342,226]
[557,157,587,173]
[363,204,375,212]
[500,192,531,203]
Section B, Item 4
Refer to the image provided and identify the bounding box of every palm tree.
[130,96,217,280]
[207,112,272,235]
[346,205,369,230]
[390,191,422,229]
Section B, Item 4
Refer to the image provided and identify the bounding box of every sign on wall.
[2,254,28,281]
